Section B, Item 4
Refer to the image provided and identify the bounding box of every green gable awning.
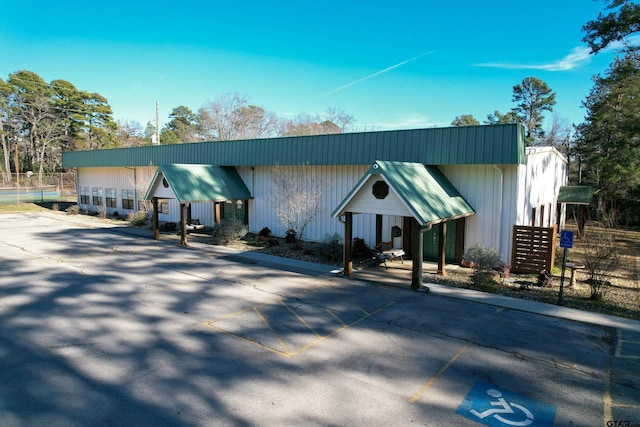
[144,164,251,203]
[558,186,593,205]
[332,160,475,227]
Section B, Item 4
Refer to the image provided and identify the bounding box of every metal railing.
[0,172,76,205]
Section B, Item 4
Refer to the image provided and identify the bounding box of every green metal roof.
[63,124,526,168]
[332,160,475,227]
[144,164,252,203]
[558,185,593,205]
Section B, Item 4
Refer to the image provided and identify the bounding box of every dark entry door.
[402,217,413,258]
[423,222,457,262]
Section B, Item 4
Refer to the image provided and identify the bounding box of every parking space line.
[285,300,397,358]
[604,357,613,425]
[202,299,398,358]
[408,308,504,404]
[324,308,347,327]
[206,322,291,357]
[615,329,640,359]
[206,300,274,323]
[352,304,371,316]
[282,301,322,338]
[254,306,292,355]
[605,329,640,424]
[409,342,471,404]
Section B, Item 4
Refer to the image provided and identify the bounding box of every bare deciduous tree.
[197,93,278,141]
[323,107,355,132]
[270,165,325,242]
[540,114,573,157]
[279,107,355,136]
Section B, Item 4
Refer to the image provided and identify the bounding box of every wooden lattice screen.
[511,225,557,274]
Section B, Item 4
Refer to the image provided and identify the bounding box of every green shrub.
[66,205,80,215]
[127,210,148,226]
[353,237,373,259]
[471,269,501,290]
[463,244,503,271]
[463,244,504,289]
[214,218,248,244]
[318,233,343,263]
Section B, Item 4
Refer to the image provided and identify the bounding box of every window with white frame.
[92,187,103,206]
[121,189,135,210]
[105,188,117,208]
[80,187,90,204]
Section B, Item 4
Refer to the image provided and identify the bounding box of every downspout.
[74,168,80,206]
[493,165,504,254]
[125,167,137,212]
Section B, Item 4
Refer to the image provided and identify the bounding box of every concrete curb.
[38,211,640,332]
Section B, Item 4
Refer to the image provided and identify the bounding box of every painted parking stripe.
[202,298,397,358]
[409,308,503,404]
[615,329,640,359]
[456,381,556,427]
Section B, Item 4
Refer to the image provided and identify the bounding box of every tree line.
[450,76,559,148]
[451,0,639,226]
[1,1,638,225]
[0,75,354,184]
[577,0,639,226]
[156,94,354,145]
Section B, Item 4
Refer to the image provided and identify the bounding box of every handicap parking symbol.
[456,381,556,427]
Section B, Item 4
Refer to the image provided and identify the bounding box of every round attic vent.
[372,180,389,199]
[162,177,169,188]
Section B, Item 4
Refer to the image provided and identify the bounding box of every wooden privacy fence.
[511,225,557,274]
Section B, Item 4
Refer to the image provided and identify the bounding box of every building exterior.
[61,124,567,265]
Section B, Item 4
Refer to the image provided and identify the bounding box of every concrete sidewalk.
[182,236,640,333]
[42,211,640,332]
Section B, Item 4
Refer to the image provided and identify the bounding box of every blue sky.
[0,0,625,132]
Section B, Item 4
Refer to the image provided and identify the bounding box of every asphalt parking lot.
[1,212,638,426]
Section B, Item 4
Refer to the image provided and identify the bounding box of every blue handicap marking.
[456,381,556,427]
[560,230,574,248]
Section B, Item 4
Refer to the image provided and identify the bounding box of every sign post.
[558,230,574,306]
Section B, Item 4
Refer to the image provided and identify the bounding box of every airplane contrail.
[319,51,434,97]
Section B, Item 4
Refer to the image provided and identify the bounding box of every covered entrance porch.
[332,161,475,290]
[144,164,252,245]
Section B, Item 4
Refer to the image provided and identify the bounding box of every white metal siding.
[77,166,156,214]
[517,148,568,228]
[440,164,506,258]
[248,165,381,245]
[148,174,175,199]
[74,147,566,265]
[345,175,414,217]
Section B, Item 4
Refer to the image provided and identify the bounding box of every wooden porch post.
[343,212,353,276]
[454,218,466,264]
[152,197,159,240]
[577,205,585,238]
[411,218,423,290]
[437,221,447,276]
[180,203,188,246]
[214,202,221,224]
